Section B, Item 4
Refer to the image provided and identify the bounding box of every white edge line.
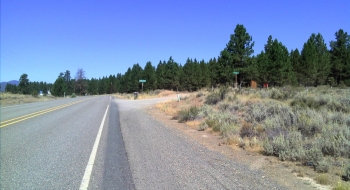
[79,105,109,190]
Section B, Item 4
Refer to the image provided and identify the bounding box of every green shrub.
[295,108,324,137]
[258,90,271,99]
[227,94,237,102]
[178,106,199,123]
[31,90,38,98]
[205,118,219,131]
[343,163,350,181]
[270,88,287,100]
[245,101,268,123]
[71,93,77,98]
[205,92,221,105]
[315,159,330,173]
[197,105,212,119]
[230,100,243,112]
[220,123,239,137]
[196,92,205,98]
[305,142,324,166]
[291,92,350,113]
[219,85,229,100]
[198,122,208,131]
[218,102,230,111]
[263,139,274,156]
[333,181,350,190]
[315,173,331,184]
[240,122,256,138]
[205,110,239,135]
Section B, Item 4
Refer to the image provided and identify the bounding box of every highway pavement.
[0,96,133,189]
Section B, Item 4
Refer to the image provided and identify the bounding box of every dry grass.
[316,174,332,185]
[155,101,181,119]
[333,181,350,190]
[157,90,176,97]
[0,93,56,106]
[185,120,202,129]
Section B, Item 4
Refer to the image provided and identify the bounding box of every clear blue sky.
[1,0,349,83]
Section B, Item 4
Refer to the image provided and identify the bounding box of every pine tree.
[52,76,66,97]
[330,29,350,86]
[301,33,331,86]
[264,37,294,86]
[164,57,180,90]
[143,61,156,91]
[208,57,219,88]
[217,50,234,84]
[225,24,255,83]
[199,59,210,88]
[130,63,143,92]
[291,49,304,85]
[182,58,197,91]
[18,73,30,94]
[256,51,270,84]
[155,61,166,89]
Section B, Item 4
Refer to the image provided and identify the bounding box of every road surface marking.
[80,105,109,190]
[0,98,93,128]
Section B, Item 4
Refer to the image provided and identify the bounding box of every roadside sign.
[139,80,146,82]
[233,72,239,75]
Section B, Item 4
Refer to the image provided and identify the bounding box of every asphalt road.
[0,96,133,189]
[1,95,285,189]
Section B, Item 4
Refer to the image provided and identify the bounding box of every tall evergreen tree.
[217,50,234,84]
[88,78,99,95]
[115,73,122,92]
[330,29,350,86]
[290,49,303,84]
[64,70,73,94]
[256,51,270,84]
[182,58,198,91]
[52,76,66,97]
[225,24,255,83]
[18,73,30,94]
[155,61,166,89]
[264,36,294,86]
[208,57,219,88]
[199,59,210,88]
[164,56,180,90]
[143,61,156,91]
[130,63,143,92]
[301,33,331,86]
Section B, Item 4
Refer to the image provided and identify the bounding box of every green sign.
[233,72,239,75]
[139,80,146,82]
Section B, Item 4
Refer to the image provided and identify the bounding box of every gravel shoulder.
[115,96,294,189]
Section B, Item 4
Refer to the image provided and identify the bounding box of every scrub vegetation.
[156,86,350,189]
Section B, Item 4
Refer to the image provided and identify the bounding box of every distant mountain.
[0,80,19,92]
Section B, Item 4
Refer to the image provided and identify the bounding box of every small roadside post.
[139,79,146,92]
[233,71,239,89]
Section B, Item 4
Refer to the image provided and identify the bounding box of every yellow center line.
[1,102,80,124]
[0,98,94,128]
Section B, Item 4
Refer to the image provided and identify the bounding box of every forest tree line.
[6,24,350,96]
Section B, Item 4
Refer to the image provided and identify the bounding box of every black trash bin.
[134,92,138,100]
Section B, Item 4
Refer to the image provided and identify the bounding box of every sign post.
[139,80,146,92]
[233,72,239,89]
